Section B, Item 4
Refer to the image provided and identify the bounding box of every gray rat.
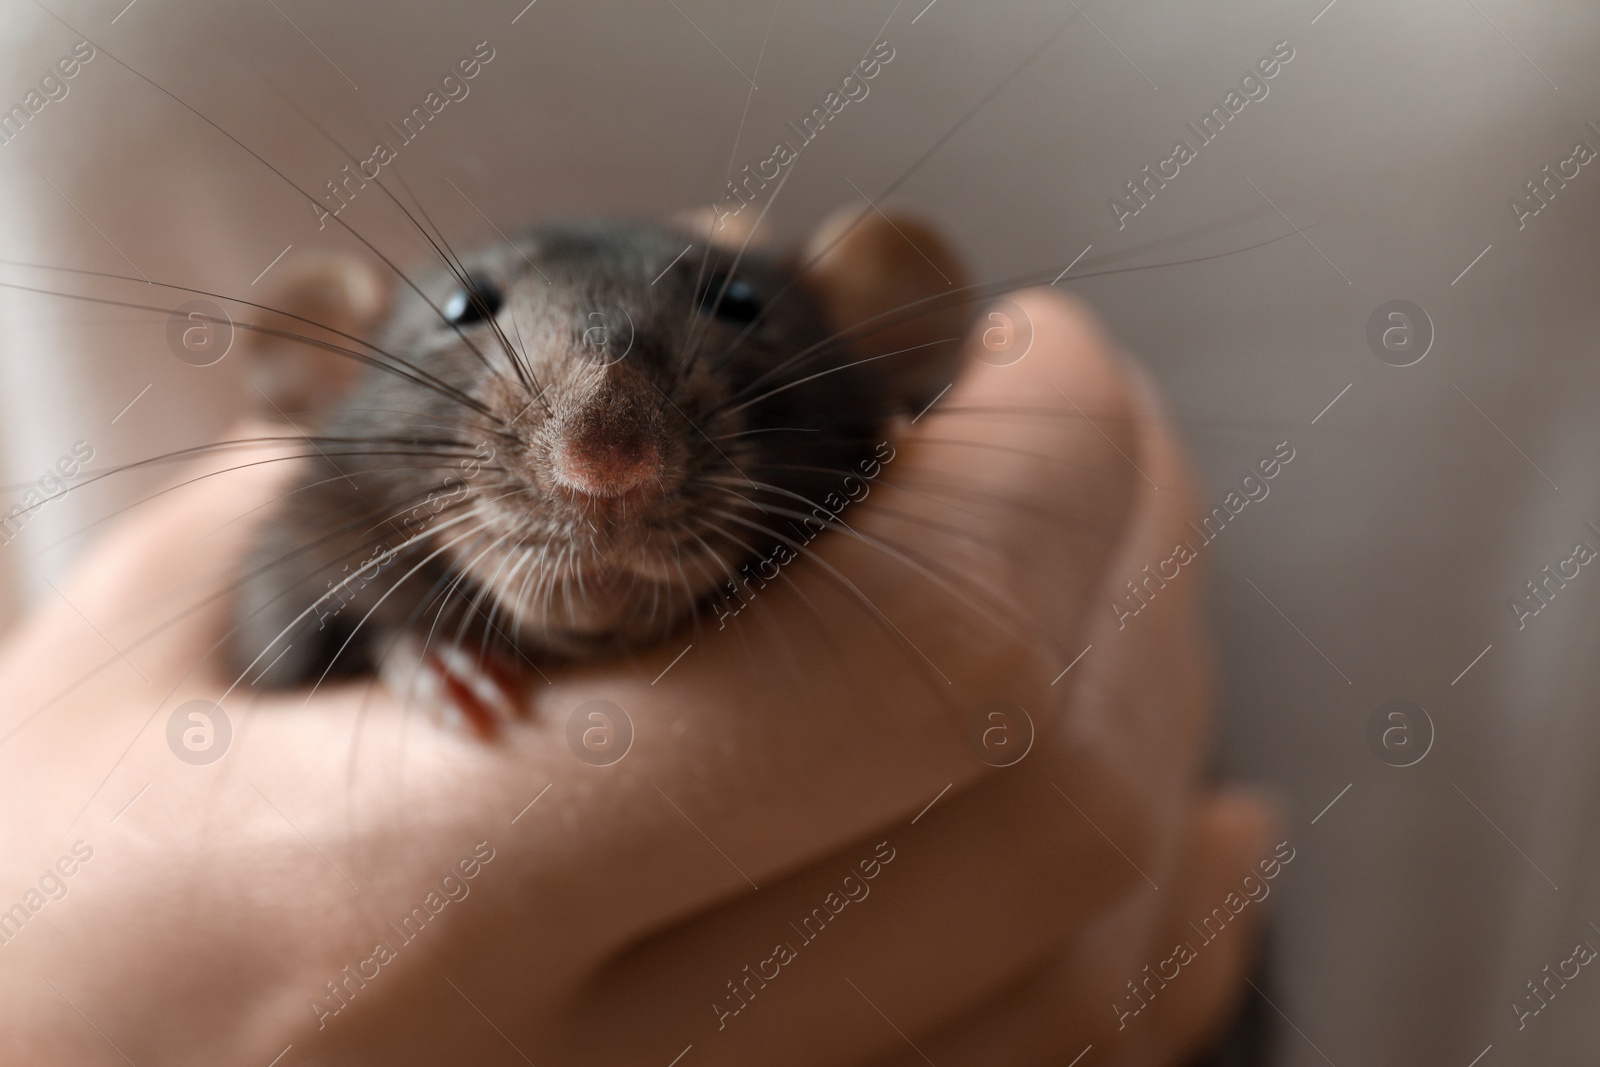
[229,210,968,730]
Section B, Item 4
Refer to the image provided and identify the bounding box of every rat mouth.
[447,521,733,647]
[549,481,662,516]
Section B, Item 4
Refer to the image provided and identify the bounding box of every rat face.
[343,221,893,653]
[234,211,968,683]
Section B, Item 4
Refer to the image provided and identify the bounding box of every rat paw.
[380,635,525,738]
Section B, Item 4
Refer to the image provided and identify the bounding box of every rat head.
[246,209,968,655]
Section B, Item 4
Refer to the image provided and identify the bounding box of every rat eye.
[442,274,503,326]
[700,275,763,325]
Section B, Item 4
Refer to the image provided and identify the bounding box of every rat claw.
[381,635,525,738]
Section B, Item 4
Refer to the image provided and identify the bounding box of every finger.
[546,754,1157,1065]
[862,791,1281,1067]
[529,294,1230,1062]
[1143,789,1281,1061]
[470,288,1151,937]
[261,291,1161,1059]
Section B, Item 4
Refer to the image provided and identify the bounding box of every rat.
[229,209,970,732]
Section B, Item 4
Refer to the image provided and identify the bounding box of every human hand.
[0,288,1275,1066]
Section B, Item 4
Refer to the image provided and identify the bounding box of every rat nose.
[551,405,665,498]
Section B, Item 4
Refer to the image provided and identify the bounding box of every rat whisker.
[0,274,497,419]
[695,520,869,686]
[673,162,798,383]
[385,165,541,395]
[217,508,492,700]
[702,504,954,688]
[713,426,822,441]
[701,11,1084,377]
[721,335,956,417]
[752,460,1127,543]
[289,516,502,706]
[716,227,1305,411]
[704,485,1028,646]
[437,529,524,667]
[14,447,490,563]
[27,9,520,400]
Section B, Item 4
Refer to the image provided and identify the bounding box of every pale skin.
[0,290,1275,1065]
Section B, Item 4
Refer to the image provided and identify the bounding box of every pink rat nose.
[552,415,664,498]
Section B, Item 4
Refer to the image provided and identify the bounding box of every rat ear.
[242,254,388,420]
[798,206,970,413]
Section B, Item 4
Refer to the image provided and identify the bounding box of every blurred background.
[1,0,1598,1061]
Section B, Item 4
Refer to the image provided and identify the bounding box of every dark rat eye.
[700,275,763,325]
[442,274,503,326]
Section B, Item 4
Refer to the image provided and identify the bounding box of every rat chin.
[518,576,695,654]
[454,543,709,654]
